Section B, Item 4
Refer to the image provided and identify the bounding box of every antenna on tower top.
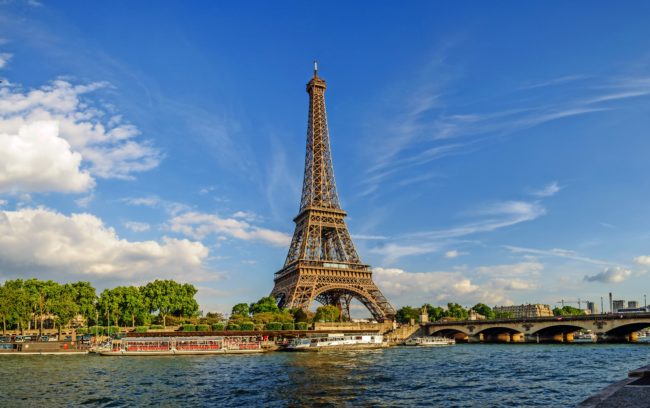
[313,60,318,77]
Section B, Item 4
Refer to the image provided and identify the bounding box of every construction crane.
[557,299,593,310]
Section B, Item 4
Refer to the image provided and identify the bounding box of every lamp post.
[601,297,604,315]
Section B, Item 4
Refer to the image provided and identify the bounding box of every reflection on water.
[0,344,648,407]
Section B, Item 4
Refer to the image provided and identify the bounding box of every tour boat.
[404,336,455,346]
[285,333,386,351]
[573,333,596,343]
[0,340,89,355]
[98,336,264,356]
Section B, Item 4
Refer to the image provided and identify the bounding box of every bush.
[282,323,295,330]
[107,326,120,335]
[295,322,309,330]
[182,324,196,332]
[135,326,148,333]
[226,324,240,331]
[212,323,225,331]
[76,328,88,335]
[89,326,104,335]
[149,324,164,330]
[196,324,210,332]
[265,322,282,331]
[240,322,255,331]
[254,324,265,331]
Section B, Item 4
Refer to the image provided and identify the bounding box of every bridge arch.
[476,326,525,343]
[311,285,384,321]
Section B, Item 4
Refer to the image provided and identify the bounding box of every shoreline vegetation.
[0,278,594,337]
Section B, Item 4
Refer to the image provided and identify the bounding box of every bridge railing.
[425,312,650,326]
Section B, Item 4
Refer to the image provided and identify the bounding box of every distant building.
[586,301,596,314]
[612,300,626,312]
[493,304,553,318]
[468,309,486,320]
[628,300,639,309]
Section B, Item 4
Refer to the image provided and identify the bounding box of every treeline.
[0,278,200,334]
[396,303,587,323]
[227,296,343,330]
[395,303,515,323]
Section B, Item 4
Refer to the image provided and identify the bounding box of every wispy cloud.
[529,181,561,197]
[124,221,150,232]
[360,49,650,198]
[0,52,11,69]
[406,201,545,241]
[503,245,616,266]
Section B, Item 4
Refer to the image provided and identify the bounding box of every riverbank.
[579,363,650,407]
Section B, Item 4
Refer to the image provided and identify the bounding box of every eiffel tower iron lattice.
[271,63,396,322]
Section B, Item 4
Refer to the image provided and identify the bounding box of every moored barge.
[98,335,264,356]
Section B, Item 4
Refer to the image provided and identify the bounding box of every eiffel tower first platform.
[271,63,396,322]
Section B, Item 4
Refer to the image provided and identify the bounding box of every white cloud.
[530,181,561,197]
[634,256,650,266]
[124,221,150,232]
[169,211,290,247]
[0,121,94,193]
[0,53,11,69]
[122,196,161,207]
[232,210,257,222]
[75,194,95,208]
[0,199,6,206]
[584,267,631,283]
[0,207,213,282]
[373,267,511,306]
[369,243,439,264]
[475,261,543,278]
[0,79,161,182]
[445,250,460,258]
[352,234,388,240]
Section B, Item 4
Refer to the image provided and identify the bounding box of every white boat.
[286,333,386,351]
[404,336,455,346]
[573,333,596,343]
[98,336,264,356]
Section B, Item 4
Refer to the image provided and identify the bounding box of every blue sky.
[1,1,650,315]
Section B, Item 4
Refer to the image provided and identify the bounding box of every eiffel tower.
[271,63,396,322]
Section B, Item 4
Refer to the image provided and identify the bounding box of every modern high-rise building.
[586,301,596,314]
[628,300,639,309]
[612,300,626,312]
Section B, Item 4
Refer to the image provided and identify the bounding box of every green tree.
[117,286,148,327]
[553,306,586,316]
[98,288,122,327]
[250,296,280,314]
[313,305,340,322]
[395,306,420,324]
[290,307,310,323]
[446,303,469,320]
[140,280,199,326]
[423,304,446,321]
[0,283,14,334]
[71,281,97,326]
[231,303,250,317]
[471,303,495,320]
[51,284,80,335]
[4,280,32,333]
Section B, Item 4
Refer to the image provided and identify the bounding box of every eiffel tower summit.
[271,63,396,322]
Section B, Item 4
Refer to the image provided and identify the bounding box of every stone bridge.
[424,313,650,343]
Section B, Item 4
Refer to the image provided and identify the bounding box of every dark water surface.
[1,344,648,407]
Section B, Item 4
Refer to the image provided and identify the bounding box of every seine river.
[1,344,648,407]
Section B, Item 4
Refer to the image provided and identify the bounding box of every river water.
[1,343,648,407]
